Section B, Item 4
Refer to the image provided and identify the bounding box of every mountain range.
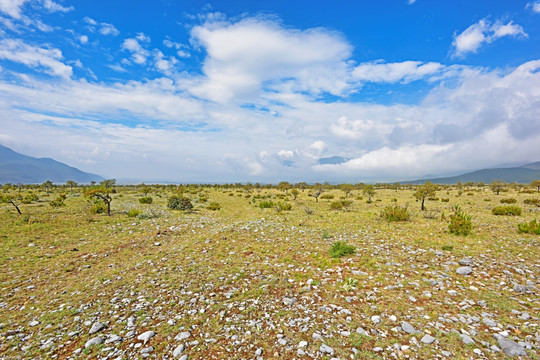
[0,144,104,184]
[404,162,540,185]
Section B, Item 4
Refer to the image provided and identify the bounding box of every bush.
[22,192,39,204]
[274,202,292,213]
[523,198,540,206]
[320,194,335,200]
[207,202,221,210]
[441,198,450,202]
[330,200,352,210]
[492,205,522,216]
[259,200,274,209]
[139,196,153,204]
[329,241,356,258]
[380,205,410,221]
[448,205,472,236]
[90,201,107,214]
[127,208,141,217]
[517,219,540,235]
[168,196,193,211]
[49,193,66,208]
[500,198,517,204]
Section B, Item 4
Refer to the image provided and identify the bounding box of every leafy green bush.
[259,200,274,209]
[523,198,539,206]
[49,193,66,208]
[492,205,522,216]
[517,219,540,235]
[168,196,193,211]
[320,194,335,200]
[274,202,292,213]
[329,241,356,258]
[330,200,352,210]
[207,202,221,210]
[448,205,472,235]
[89,201,107,214]
[139,196,153,204]
[22,192,39,204]
[127,208,141,217]
[380,204,410,221]
[500,198,517,204]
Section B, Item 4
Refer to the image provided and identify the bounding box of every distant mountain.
[0,145,104,184]
[404,162,540,185]
[318,156,349,165]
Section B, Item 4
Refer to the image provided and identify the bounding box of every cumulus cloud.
[99,22,119,36]
[190,17,352,102]
[41,0,72,13]
[527,2,540,13]
[79,35,88,44]
[352,60,442,83]
[122,34,150,64]
[0,38,72,78]
[0,0,28,19]
[452,19,527,57]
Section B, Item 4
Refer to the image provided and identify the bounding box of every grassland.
[0,184,538,359]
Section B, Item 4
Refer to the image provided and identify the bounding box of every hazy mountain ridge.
[0,145,104,184]
[405,162,540,185]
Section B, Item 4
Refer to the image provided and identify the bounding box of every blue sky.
[1,0,539,183]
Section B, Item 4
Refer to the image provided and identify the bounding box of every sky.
[0,0,539,183]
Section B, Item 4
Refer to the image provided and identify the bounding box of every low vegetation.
[492,205,522,216]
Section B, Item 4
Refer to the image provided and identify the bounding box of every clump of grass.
[274,202,292,213]
[329,241,355,258]
[329,200,352,211]
[492,205,522,216]
[342,277,358,291]
[139,196,153,204]
[207,202,221,210]
[380,204,410,221]
[320,194,335,200]
[259,200,274,209]
[500,198,517,204]
[448,205,472,235]
[517,219,540,235]
[127,208,141,217]
[523,198,539,206]
[49,193,66,208]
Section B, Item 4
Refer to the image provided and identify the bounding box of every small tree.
[363,185,375,202]
[290,188,299,200]
[42,180,53,195]
[490,180,507,195]
[0,193,23,214]
[100,179,116,188]
[310,189,323,203]
[84,186,113,215]
[531,180,540,192]
[414,182,438,211]
[340,184,354,198]
[66,180,77,193]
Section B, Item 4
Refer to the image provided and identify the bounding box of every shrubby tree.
[363,185,375,202]
[42,180,53,195]
[531,180,540,192]
[290,188,299,200]
[66,180,77,193]
[0,193,23,214]
[84,186,113,215]
[414,182,438,211]
[490,180,507,195]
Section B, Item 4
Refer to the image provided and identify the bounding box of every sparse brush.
[330,200,352,211]
[259,200,274,209]
[500,198,517,204]
[448,205,472,235]
[168,196,193,211]
[492,205,522,216]
[517,219,540,235]
[380,204,410,221]
[329,241,355,258]
[139,196,153,204]
[207,202,221,210]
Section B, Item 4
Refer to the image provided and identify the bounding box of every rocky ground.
[0,187,538,359]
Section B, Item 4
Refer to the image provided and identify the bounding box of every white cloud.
[527,2,540,13]
[41,0,72,13]
[163,38,190,58]
[452,19,527,57]
[0,0,28,19]
[408,0,416,4]
[79,35,88,44]
[99,22,119,36]
[190,17,352,102]
[122,36,150,65]
[83,16,97,26]
[0,38,72,78]
[352,60,442,83]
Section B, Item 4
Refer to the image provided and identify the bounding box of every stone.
[483,318,497,327]
[513,284,529,293]
[371,315,382,325]
[421,334,436,344]
[105,334,123,343]
[175,331,191,341]
[456,267,472,275]
[494,335,528,357]
[137,330,155,343]
[85,336,104,348]
[458,258,474,266]
[282,297,297,306]
[401,322,419,334]
[299,341,308,348]
[460,334,475,345]
[320,344,334,354]
[356,327,369,336]
[89,322,105,334]
[29,320,40,327]
[173,344,185,357]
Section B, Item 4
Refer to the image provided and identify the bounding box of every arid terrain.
[0,183,538,359]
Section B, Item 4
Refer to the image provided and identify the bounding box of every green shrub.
[274,202,292,213]
[330,200,352,210]
[320,194,335,200]
[517,219,540,235]
[441,198,450,202]
[207,202,221,210]
[492,205,522,216]
[448,205,472,235]
[127,208,141,217]
[22,192,39,204]
[380,205,410,221]
[139,196,153,204]
[49,193,66,208]
[168,196,193,211]
[329,241,356,258]
[500,198,517,204]
[89,201,107,214]
[523,198,540,206]
[259,200,274,209]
